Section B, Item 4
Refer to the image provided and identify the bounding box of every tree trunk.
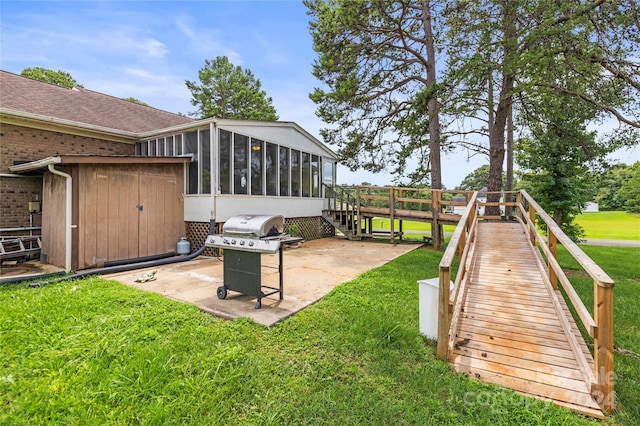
[506,102,514,217]
[421,0,443,246]
[553,209,563,227]
[486,1,516,217]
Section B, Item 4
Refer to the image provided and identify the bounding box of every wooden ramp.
[449,221,604,418]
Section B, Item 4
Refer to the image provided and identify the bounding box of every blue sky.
[1,1,637,187]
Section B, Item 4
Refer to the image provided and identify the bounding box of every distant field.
[371,211,640,241]
[575,211,640,241]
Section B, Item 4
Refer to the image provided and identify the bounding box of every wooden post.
[398,189,403,242]
[355,186,361,237]
[594,280,615,413]
[458,229,466,259]
[389,187,395,245]
[437,266,450,360]
[548,231,558,290]
[529,204,536,245]
[516,191,522,221]
[432,190,441,249]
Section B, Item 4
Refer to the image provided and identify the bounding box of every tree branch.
[536,83,640,127]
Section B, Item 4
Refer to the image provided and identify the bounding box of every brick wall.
[1,124,135,229]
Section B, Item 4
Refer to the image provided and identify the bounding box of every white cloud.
[119,67,169,82]
[175,15,242,64]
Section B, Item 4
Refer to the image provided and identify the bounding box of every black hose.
[0,270,66,285]
[2,220,215,288]
[28,242,207,288]
[103,251,177,267]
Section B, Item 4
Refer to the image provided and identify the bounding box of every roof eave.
[0,108,140,143]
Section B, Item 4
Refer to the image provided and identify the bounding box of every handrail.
[520,191,614,287]
[518,190,615,412]
[437,188,615,412]
[437,191,478,360]
[324,184,359,238]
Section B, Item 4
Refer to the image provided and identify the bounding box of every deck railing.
[518,190,615,412]
[437,189,615,413]
[437,191,479,360]
[323,184,359,237]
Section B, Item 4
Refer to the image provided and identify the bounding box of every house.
[584,202,599,213]
[1,71,337,271]
[477,187,505,216]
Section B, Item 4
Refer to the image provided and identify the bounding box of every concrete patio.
[104,237,421,327]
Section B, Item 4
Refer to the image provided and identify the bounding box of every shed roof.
[0,70,193,133]
[9,155,192,174]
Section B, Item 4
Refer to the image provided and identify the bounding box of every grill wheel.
[217,286,227,299]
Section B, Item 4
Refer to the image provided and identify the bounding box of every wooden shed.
[11,155,191,271]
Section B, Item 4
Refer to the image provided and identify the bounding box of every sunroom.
[135,119,339,247]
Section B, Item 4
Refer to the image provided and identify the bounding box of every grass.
[574,211,640,240]
[557,245,640,424]
[0,245,637,424]
[371,218,457,235]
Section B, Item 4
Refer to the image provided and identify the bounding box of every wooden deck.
[359,206,462,224]
[449,221,604,418]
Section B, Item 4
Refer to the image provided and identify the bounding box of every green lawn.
[575,211,640,240]
[1,245,638,424]
[371,218,457,234]
[558,245,640,424]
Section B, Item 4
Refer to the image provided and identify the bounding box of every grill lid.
[222,214,284,238]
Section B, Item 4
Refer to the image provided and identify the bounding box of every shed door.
[138,171,182,257]
[79,164,183,269]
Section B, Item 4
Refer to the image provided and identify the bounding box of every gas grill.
[205,214,302,309]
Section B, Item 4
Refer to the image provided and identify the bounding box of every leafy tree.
[515,91,616,241]
[306,0,446,244]
[620,162,640,213]
[444,0,640,215]
[305,0,444,188]
[21,67,82,88]
[122,97,149,106]
[185,56,278,120]
[456,165,507,191]
[593,163,634,211]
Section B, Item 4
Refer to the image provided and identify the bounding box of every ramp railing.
[437,191,478,359]
[518,190,615,412]
[437,189,615,413]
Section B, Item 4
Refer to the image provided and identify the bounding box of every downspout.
[48,164,72,273]
[211,120,217,228]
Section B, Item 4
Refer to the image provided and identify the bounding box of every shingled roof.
[0,70,193,133]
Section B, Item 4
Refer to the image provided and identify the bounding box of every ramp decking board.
[450,221,604,419]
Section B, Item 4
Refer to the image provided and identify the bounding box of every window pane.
[157,137,165,156]
[266,142,278,196]
[323,161,334,182]
[185,131,198,194]
[302,152,311,197]
[291,150,300,197]
[312,155,319,197]
[234,134,248,194]
[149,139,156,156]
[279,147,289,196]
[175,134,183,155]
[251,138,263,195]
[166,135,174,156]
[135,142,141,156]
[201,129,211,194]
[219,130,231,194]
